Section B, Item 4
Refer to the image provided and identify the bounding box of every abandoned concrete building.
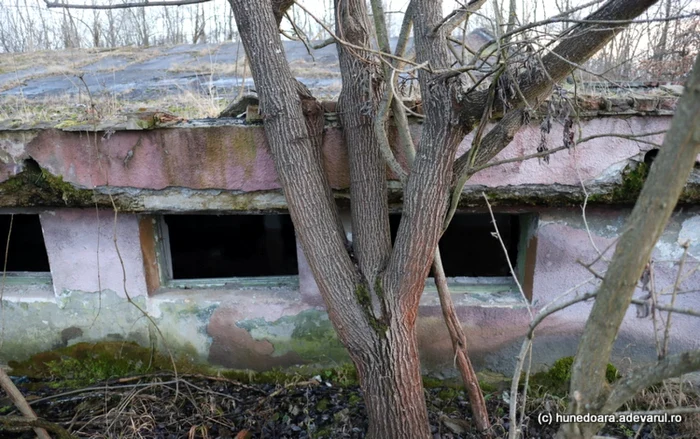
[0,84,699,377]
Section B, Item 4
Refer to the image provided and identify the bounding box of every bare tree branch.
[432,0,487,36]
[561,52,700,438]
[44,0,212,9]
[0,369,54,439]
[603,350,700,414]
[455,0,661,129]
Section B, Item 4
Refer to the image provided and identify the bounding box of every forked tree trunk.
[353,317,431,439]
[330,1,431,434]
[228,2,432,437]
[227,0,662,437]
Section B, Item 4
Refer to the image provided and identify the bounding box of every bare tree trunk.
[357,319,431,438]
[654,0,673,59]
[559,52,700,439]
[225,0,662,437]
[333,0,431,436]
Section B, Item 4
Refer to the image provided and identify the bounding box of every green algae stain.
[238,310,349,364]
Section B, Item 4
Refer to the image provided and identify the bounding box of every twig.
[0,368,54,439]
[469,130,666,174]
[482,192,531,316]
[292,0,423,69]
[575,149,606,261]
[44,0,211,8]
[629,299,700,318]
[662,242,690,358]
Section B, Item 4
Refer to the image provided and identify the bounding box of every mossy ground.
[528,356,620,397]
[8,343,618,396]
[7,341,203,388]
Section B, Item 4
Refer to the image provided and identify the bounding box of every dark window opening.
[164,215,298,279]
[389,213,520,277]
[0,215,50,272]
[644,149,659,166]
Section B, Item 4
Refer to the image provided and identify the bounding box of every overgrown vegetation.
[3,345,697,438]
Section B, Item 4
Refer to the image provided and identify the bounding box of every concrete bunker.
[0,103,697,376]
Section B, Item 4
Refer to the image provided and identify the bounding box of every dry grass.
[624,379,700,437]
[288,59,340,79]
[0,43,345,125]
[520,378,700,438]
[0,86,227,126]
[0,46,168,96]
[168,57,248,77]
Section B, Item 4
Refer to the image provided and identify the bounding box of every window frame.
[152,214,300,290]
[146,211,537,302]
[420,212,538,302]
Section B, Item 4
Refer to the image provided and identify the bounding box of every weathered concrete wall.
[0,207,697,378]
[415,207,700,374]
[0,114,699,375]
[0,116,698,210]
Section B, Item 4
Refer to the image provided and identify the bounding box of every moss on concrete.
[7,341,206,387]
[528,356,620,397]
[39,169,96,205]
[606,162,649,203]
[0,162,135,208]
[53,119,85,130]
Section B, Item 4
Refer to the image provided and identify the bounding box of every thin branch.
[0,415,74,438]
[310,37,335,50]
[292,1,423,69]
[465,130,667,176]
[370,0,409,183]
[44,0,212,9]
[432,0,487,35]
[0,369,54,439]
[483,192,530,316]
[508,289,599,439]
[629,299,700,318]
[433,248,490,431]
[603,350,700,413]
[662,242,690,358]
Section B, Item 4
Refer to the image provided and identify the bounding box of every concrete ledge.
[1,116,698,209]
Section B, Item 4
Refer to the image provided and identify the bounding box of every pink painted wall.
[463,117,668,187]
[0,116,682,194]
[41,210,147,297]
[415,207,700,372]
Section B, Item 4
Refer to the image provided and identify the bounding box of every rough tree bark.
[558,52,700,439]
[226,0,660,437]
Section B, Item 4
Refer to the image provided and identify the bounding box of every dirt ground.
[1,370,698,439]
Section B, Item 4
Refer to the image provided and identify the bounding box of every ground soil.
[1,372,697,439]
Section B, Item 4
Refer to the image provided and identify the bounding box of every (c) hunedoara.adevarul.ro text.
[537,412,684,425]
